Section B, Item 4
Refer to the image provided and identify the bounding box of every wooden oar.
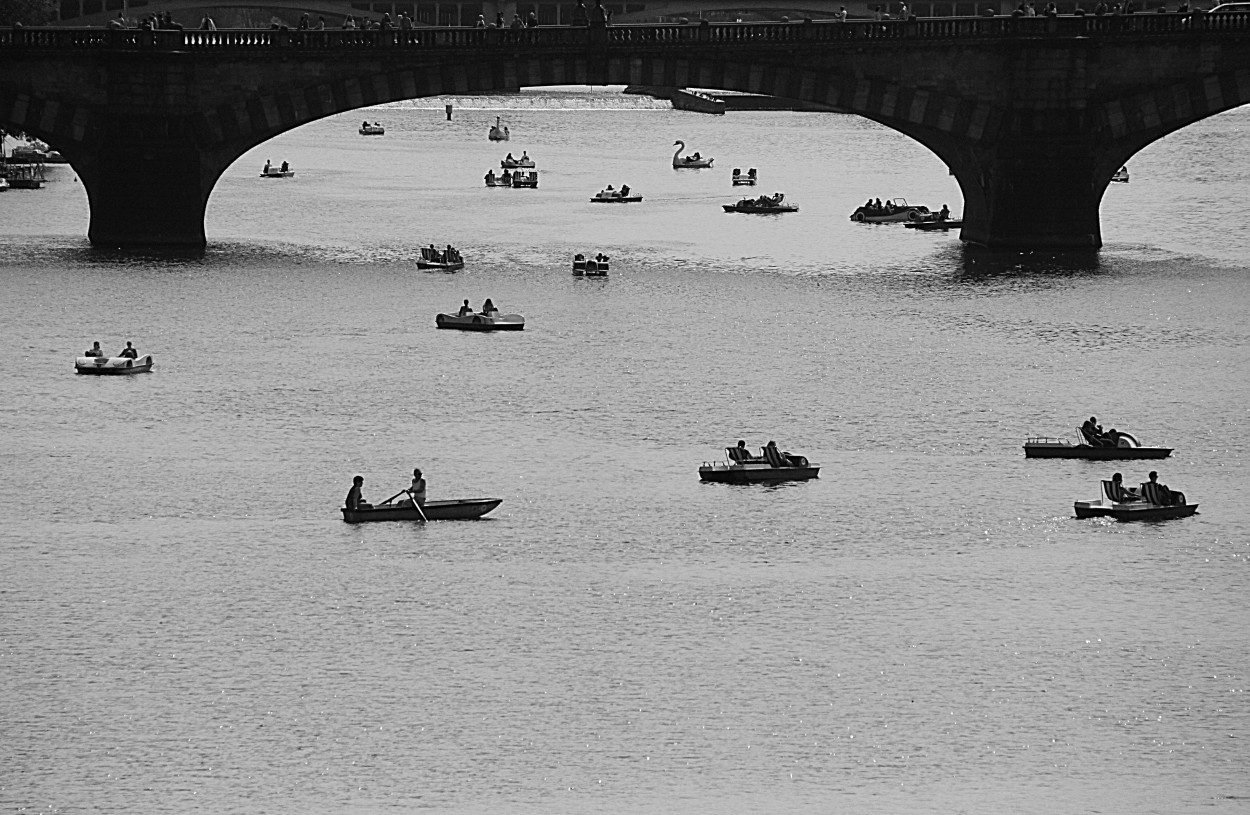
[379,490,408,506]
[407,490,428,522]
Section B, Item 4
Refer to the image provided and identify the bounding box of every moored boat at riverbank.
[672,88,726,115]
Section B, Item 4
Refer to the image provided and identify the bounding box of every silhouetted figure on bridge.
[590,0,610,27]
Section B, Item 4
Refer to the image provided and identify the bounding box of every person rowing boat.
[345,475,370,510]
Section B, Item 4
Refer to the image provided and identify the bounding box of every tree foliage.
[0,0,57,26]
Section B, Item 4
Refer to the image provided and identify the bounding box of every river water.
[1,89,1248,815]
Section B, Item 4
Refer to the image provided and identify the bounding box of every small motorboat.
[1111,165,1129,183]
[905,218,962,230]
[417,245,464,271]
[573,253,610,276]
[359,121,385,136]
[589,186,641,203]
[850,198,932,223]
[435,308,525,331]
[699,443,819,483]
[1074,478,1196,522]
[732,168,758,186]
[1024,427,1171,459]
[488,116,510,141]
[342,497,502,523]
[500,153,535,169]
[672,140,713,168]
[75,354,154,375]
[510,170,539,188]
[259,161,294,178]
[723,192,798,213]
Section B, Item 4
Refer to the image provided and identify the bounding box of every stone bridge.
[3,15,1249,250]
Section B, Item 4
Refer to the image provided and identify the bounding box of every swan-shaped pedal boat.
[573,253,610,276]
[672,140,714,168]
[342,497,502,523]
[359,121,385,135]
[75,354,154,375]
[723,193,798,213]
[699,443,819,483]
[732,168,758,186]
[488,116,510,141]
[436,308,524,331]
[1074,478,1196,522]
[1024,427,1171,459]
[851,198,932,222]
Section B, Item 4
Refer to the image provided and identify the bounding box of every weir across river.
[3,15,1250,250]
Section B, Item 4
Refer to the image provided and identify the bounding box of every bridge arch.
[5,19,1250,249]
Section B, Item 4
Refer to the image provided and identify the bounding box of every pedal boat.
[1074,479,1196,522]
[342,497,502,523]
[590,189,641,202]
[672,140,713,168]
[1024,429,1171,459]
[417,246,464,271]
[699,446,819,484]
[435,311,525,331]
[732,168,758,186]
[723,193,797,213]
[850,198,931,222]
[510,170,539,188]
[359,122,385,135]
[75,354,154,375]
[573,254,609,276]
[501,157,535,169]
[259,166,294,178]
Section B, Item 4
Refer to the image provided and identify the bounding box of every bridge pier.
[80,137,215,251]
[951,138,1107,250]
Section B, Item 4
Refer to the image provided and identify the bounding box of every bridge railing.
[3,14,1250,51]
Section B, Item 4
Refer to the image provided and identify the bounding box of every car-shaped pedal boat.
[75,354,154,375]
[1025,428,1171,459]
[342,497,502,523]
[1074,479,1196,521]
[850,197,931,222]
[699,444,819,483]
